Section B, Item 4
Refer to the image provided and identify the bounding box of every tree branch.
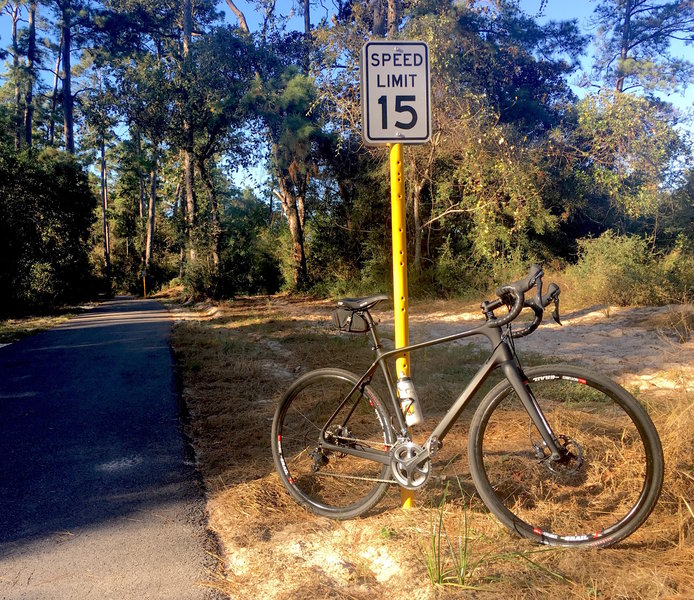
[224,0,249,33]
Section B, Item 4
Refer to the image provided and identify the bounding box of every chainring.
[390,441,431,489]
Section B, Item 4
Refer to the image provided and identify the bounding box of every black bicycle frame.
[318,313,564,466]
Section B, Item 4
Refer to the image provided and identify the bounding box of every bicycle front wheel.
[271,368,395,519]
[468,364,663,547]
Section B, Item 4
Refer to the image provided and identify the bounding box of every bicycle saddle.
[337,294,389,311]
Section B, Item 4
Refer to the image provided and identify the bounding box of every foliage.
[0,147,97,314]
[183,188,283,297]
[591,0,694,93]
[0,0,692,308]
[564,231,694,306]
[563,92,687,219]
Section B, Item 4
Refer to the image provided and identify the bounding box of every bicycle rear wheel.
[271,368,395,519]
[468,364,663,547]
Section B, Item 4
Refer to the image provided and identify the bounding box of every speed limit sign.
[360,41,431,145]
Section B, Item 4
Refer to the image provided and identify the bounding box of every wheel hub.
[534,435,584,475]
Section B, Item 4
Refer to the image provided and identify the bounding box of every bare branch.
[224,0,249,33]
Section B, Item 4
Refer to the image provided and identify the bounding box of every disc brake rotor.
[532,434,584,475]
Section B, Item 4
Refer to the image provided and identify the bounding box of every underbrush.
[172,297,694,599]
[295,232,694,310]
[561,233,694,307]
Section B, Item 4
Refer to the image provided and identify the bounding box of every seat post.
[364,311,382,350]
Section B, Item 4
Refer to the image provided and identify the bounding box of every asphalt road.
[0,298,214,599]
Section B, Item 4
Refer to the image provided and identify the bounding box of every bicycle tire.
[271,368,395,519]
[468,364,663,547]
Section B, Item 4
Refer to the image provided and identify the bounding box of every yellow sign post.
[361,41,431,510]
[389,142,415,509]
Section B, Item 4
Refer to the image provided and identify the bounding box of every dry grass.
[169,294,694,599]
[0,311,79,343]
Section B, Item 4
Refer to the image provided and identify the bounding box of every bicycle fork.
[498,360,565,461]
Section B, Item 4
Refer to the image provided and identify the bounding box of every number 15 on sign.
[361,41,431,145]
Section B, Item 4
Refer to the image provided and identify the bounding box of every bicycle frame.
[318,312,564,467]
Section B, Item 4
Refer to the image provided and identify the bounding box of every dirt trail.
[225,296,694,392]
[392,303,694,394]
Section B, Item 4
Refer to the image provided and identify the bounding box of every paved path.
[0,298,213,599]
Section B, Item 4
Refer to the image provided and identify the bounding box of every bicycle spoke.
[470,366,662,547]
[272,369,394,518]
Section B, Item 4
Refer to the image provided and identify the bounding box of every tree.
[182,0,195,261]
[81,62,118,276]
[2,1,22,149]
[23,0,37,147]
[52,0,78,152]
[0,146,96,312]
[592,0,694,94]
[559,91,687,234]
[248,67,324,289]
[189,28,256,269]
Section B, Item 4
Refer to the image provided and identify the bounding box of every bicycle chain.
[311,471,396,484]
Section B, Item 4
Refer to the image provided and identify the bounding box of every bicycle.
[270,265,664,548]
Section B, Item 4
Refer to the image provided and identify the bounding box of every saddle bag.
[332,308,369,333]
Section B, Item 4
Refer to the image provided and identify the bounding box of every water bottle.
[396,376,424,427]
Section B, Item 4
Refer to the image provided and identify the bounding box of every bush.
[661,236,694,302]
[183,193,284,298]
[0,147,97,314]
[431,237,484,298]
[564,232,668,306]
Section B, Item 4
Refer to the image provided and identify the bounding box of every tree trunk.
[336,178,354,233]
[49,31,63,147]
[100,136,111,275]
[172,180,182,220]
[304,0,310,35]
[177,176,186,278]
[278,186,309,290]
[224,0,249,32]
[145,144,158,268]
[183,152,196,261]
[10,2,21,150]
[198,160,220,268]
[61,2,75,153]
[303,0,311,70]
[136,129,146,219]
[615,0,633,94]
[183,0,196,262]
[24,0,38,147]
[272,143,310,289]
[413,181,423,274]
[387,0,399,38]
[372,0,386,37]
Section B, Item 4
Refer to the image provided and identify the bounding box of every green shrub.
[0,147,97,314]
[661,236,694,302]
[432,237,483,298]
[564,232,667,306]
[183,198,284,298]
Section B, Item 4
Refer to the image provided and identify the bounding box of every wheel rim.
[276,374,392,513]
[477,373,652,544]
